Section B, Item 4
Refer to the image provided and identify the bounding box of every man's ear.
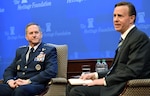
[40,32,43,38]
[25,35,28,41]
[130,15,135,24]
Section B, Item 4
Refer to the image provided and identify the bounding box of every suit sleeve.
[105,33,150,86]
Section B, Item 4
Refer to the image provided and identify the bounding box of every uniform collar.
[29,42,41,52]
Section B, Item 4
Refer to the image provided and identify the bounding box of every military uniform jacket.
[3,42,58,85]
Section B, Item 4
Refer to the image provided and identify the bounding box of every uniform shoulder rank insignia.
[44,43,55,47]
[42,48,46,51]
[19,45,27,48]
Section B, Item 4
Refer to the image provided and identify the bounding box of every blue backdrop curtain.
[0,0,150,79]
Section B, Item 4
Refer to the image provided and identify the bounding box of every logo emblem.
[46,23,51,32]
[137,12,145,23]
[87,18,94,28]
[10,26,15,35]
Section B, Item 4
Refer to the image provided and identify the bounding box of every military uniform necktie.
[27,47,34,63]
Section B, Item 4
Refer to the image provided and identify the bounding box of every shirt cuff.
[94,72,98,79]
[103,77,107,86]
[27,79,32,84]
[7,79,13,84]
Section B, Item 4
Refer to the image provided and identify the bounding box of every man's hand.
[80,72,96,80]
[7,79,17,88]
[83,78,104,86]
[15,79,31,86]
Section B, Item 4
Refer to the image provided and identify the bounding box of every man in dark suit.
[0,23,58,96]
[67,1,150,96]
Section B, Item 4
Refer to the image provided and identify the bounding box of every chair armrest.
[0,79,3,84]
[127,79,150,87]
[51,77,67,84]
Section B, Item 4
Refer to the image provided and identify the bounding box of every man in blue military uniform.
[0,23,58,96]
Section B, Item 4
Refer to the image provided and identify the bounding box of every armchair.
[120,38,150,96]
[44,44,68,96]
[120,79,150,96]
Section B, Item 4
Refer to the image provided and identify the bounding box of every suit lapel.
[112,27,137,66]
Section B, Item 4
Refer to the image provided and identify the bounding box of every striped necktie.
[117,37,123,51]
[105,38,123,76]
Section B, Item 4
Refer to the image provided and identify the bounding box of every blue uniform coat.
[3,42,58,85]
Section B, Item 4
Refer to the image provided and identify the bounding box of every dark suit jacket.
[3,42,58,86]
[99,27,150,96]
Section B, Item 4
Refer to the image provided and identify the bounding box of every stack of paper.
[68,78,93,85]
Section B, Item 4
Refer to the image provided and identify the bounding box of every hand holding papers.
[68,72,94,85]
[68,78,93,85]
[68,66,94,85]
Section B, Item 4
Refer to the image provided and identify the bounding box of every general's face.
[113,5,135,34]
[25,25,42,47]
